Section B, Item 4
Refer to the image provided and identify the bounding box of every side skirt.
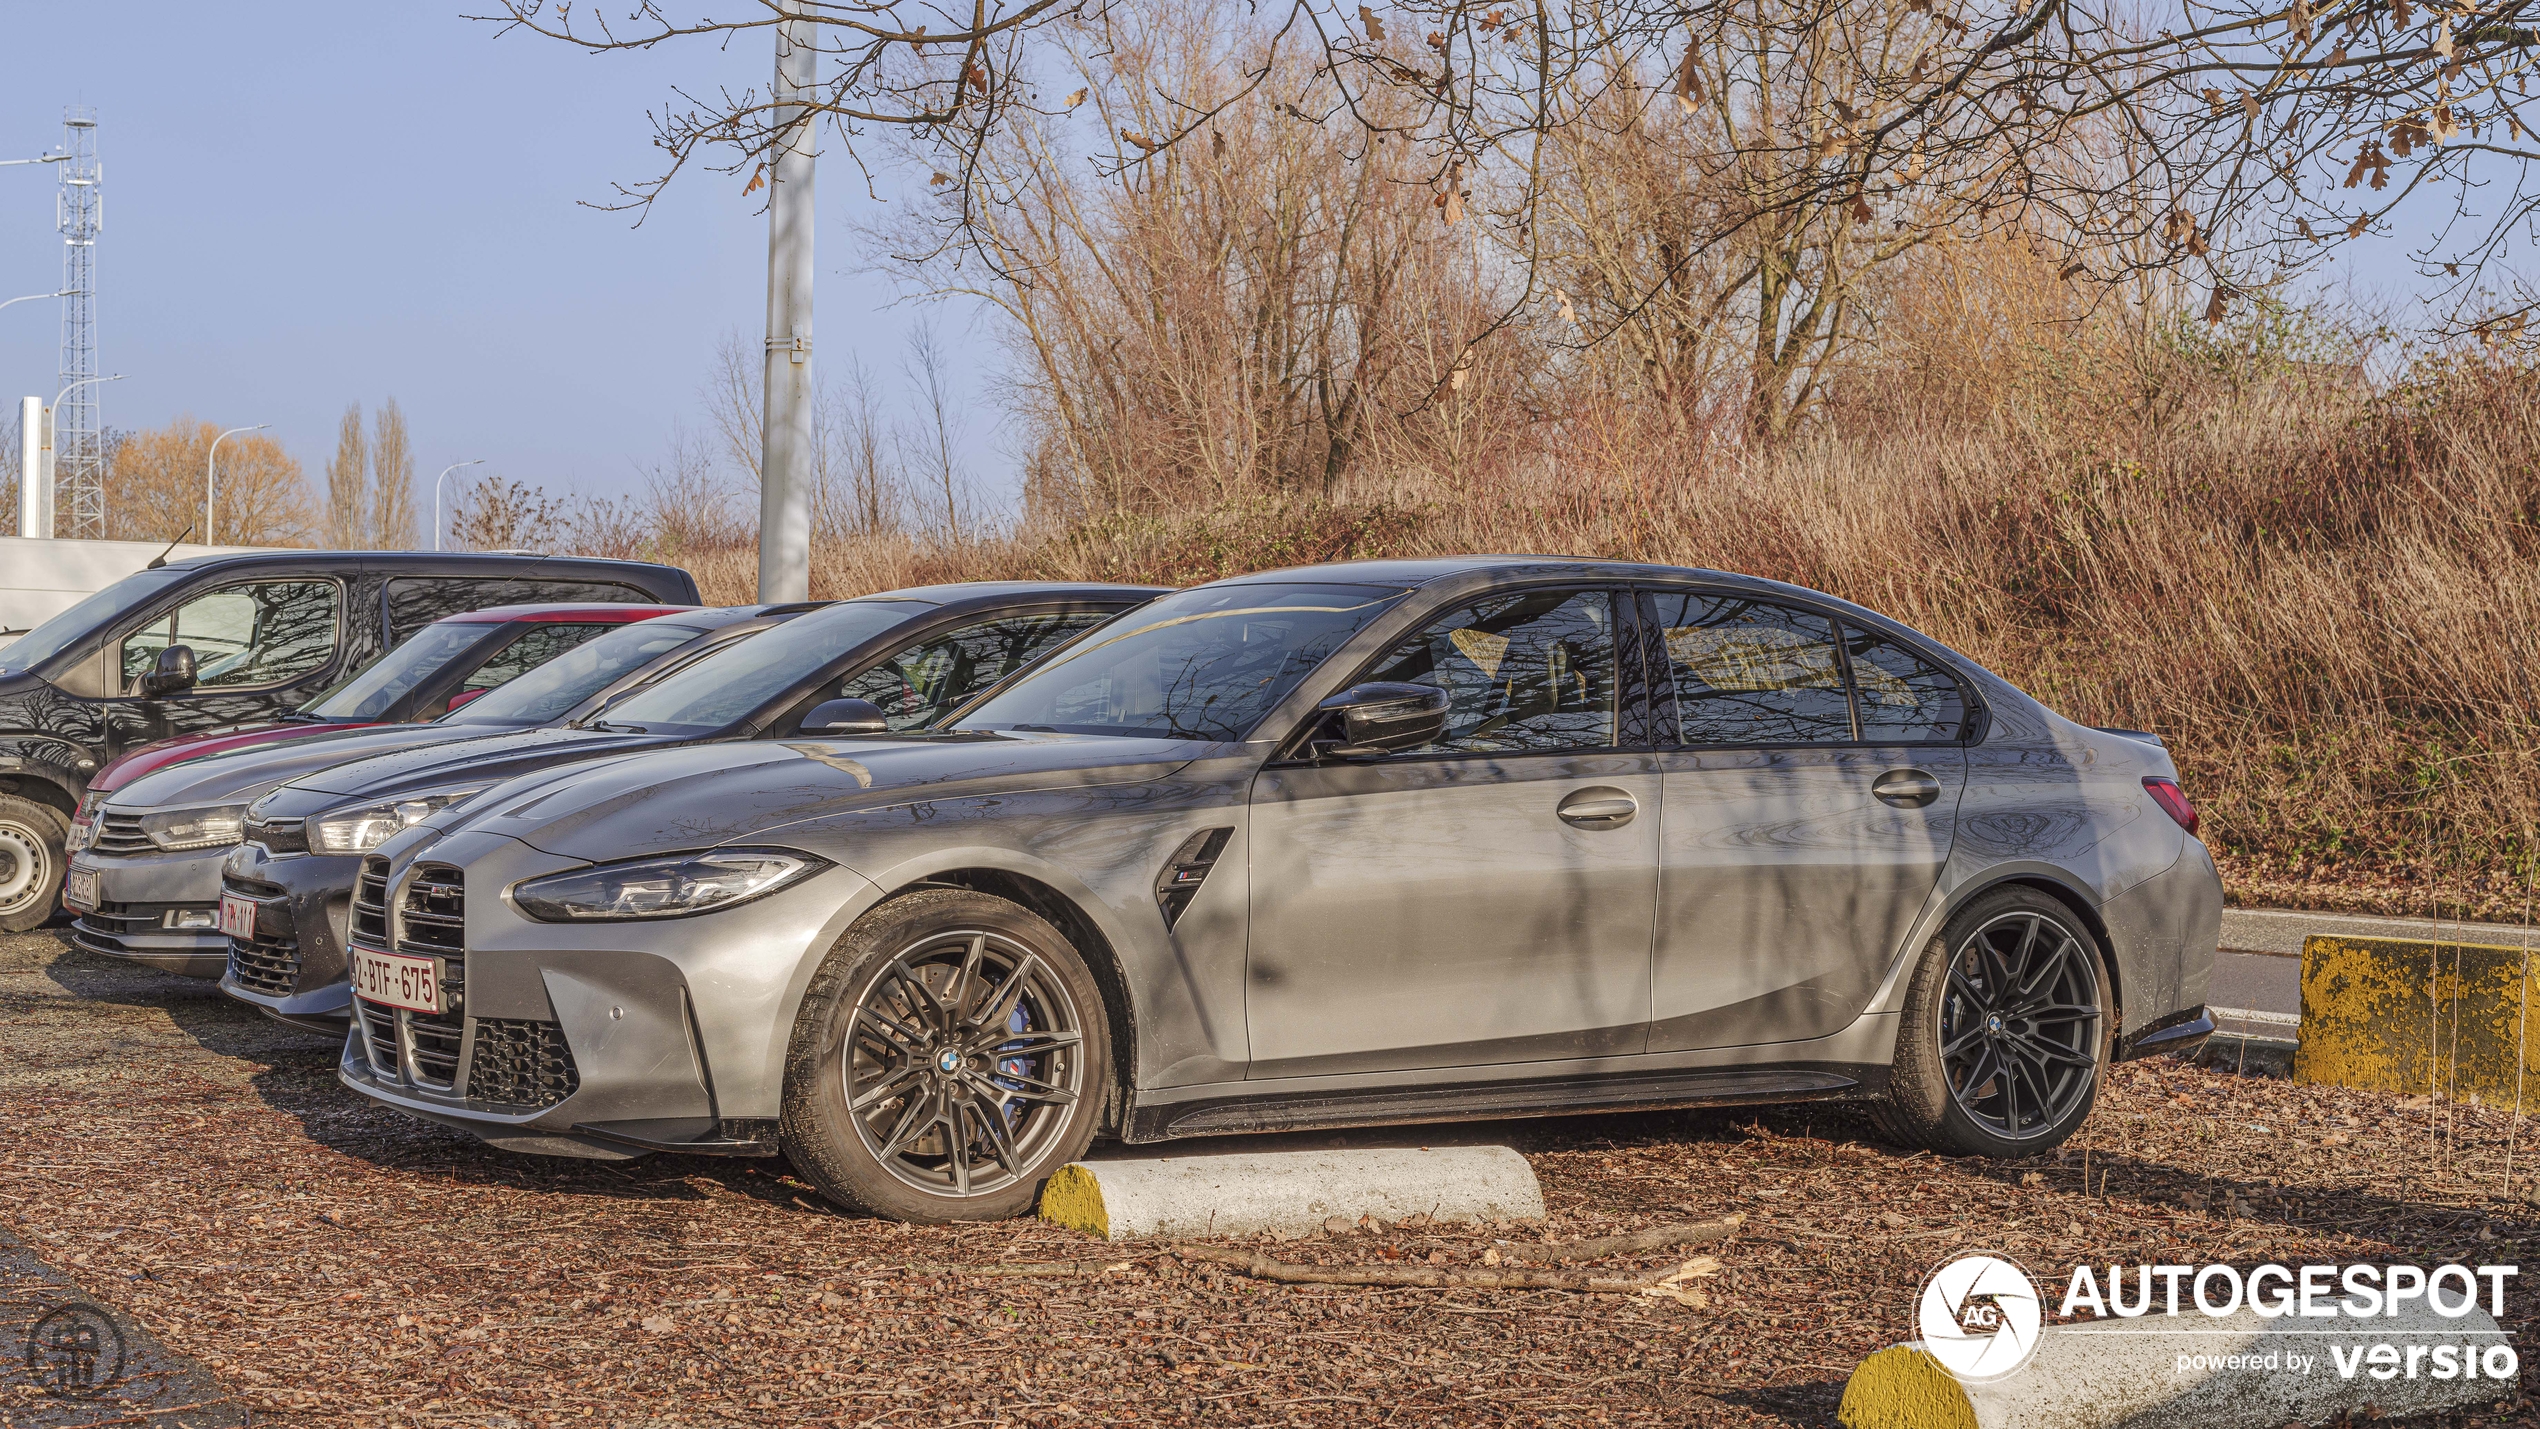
[1124,1063,1884,1143]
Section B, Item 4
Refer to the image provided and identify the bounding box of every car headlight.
[139,803,251,852]
[309,785,493,855]
[66,791,106,853]
[512,848,827,922]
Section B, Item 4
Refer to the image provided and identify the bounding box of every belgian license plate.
[63,866,98,912]
[218,892,260,940]
[350,945,440,1014]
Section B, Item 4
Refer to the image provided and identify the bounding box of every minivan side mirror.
[140,644,199,697]
[798,697,891,737]
[1311,682,1449,759]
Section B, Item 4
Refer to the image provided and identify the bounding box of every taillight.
[2143,777,2199,837]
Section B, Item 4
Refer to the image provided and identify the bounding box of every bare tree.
[325,403,369,549]
[370,399,417,549]
[903,321,966,540]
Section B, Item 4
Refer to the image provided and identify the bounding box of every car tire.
[0,795,68,935]
[1874,886,2111,1159]
[780,888,1111,1222]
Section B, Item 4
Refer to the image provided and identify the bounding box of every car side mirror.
[799,697,890,737]
[140,644,198,697]
[1311,682,1449,759]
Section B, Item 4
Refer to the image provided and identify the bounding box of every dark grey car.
[339,558,2220,1223]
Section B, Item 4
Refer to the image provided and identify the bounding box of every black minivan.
[0,550,699,931]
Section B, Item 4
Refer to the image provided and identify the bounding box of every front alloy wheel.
[846,928,1088,1199]
[1875,886,2110,1159]
[782,888,1109,1221]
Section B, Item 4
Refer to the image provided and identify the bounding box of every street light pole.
[205,424,268,547]
[432,460,485,551]
[756,8,817,604]
[0,289,69,314]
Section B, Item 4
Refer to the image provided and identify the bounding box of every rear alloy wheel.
[781,888,1109,1221]
[1875,887,2110,1158]
[0,795,68,935]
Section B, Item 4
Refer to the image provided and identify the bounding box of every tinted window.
[1845,628,1967,743]
[958,584,1404,740]
[120,580,340,691]
[835,611,1112,732]
[1360,589,1617,754]
[449,620,714,725]
[304,622,494,720]
[1652,593,1852,745]
[599,600,927,734]
[0,566,190,677]
[458,623,613,693]
[382,578,651,644]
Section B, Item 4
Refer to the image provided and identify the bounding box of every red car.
[70,602,686,846]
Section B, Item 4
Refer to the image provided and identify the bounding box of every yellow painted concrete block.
[2295,934,2540,1107]
[1835,1346,1977,1429]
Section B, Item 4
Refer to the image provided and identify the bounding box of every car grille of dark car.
[223,883,299,997]
[91,813,153,854]
[397,863,469,1086]
[246,816,307,856]
[466,1019,581,1108]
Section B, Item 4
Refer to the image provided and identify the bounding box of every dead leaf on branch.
[2346,140,2391,187]
[1676,45,1706,105]
[2347,212,2371,236]
[1121,129,1159,152]
[1065,87,1088,109]
[1359,4,1386,42]
[1850,192,1875,223]
[2205,285,2231,322]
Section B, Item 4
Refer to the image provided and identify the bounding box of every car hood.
[106,723,523,813]
[269,725,664,809]
[90,720,376,794]
[448,731,1207,865]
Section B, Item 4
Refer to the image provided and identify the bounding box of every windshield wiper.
[276,712,332,724]
[583,721,648,733]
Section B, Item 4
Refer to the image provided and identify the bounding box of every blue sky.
[0,3,989,522]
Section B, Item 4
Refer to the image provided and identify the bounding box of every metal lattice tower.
[56,106,102,539]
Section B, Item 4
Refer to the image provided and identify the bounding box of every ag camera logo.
[1919,1253,2044,1381]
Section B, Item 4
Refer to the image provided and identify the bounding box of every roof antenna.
[145,524,195,569]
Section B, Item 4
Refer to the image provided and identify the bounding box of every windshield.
[446,620,717,725]
[0,567,192,677]
[955,583,1405,740]
[303,622,496,721]
[592,600,925,735]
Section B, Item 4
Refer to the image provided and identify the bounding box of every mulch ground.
[1,926,2535,1428]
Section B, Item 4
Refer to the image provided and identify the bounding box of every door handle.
[1872,768,1942,809]
[1556,787,1638,828]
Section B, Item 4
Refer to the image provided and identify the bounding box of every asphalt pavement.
[2210,907,2539,1036]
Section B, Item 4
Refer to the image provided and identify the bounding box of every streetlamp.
[0,289,69,314]
[431,460,484,551]
[205,424,269,547]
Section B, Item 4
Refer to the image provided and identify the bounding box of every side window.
[457,623,615,693]
[1357,588,1618,755]
[1844,627,1967,743]
[1651,593,1852,745]
[836,611,1110,731]
[121,581,340,692]
[385,578,528,645]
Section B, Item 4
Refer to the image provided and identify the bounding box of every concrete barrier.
[1838,1301,2516,1428]
[1039,1145,1544,1242]
[2295,933,2540,1107]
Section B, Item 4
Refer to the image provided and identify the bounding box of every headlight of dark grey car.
[511,848,828,922]
[139,803,251,851]
[310,785,493,854]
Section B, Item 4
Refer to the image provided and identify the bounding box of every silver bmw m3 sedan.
[340,558,2221,1222]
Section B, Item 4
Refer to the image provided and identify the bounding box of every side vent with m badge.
[1155,827,1233,930]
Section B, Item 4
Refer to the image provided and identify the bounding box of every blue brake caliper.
[992,1005,1033,1126]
